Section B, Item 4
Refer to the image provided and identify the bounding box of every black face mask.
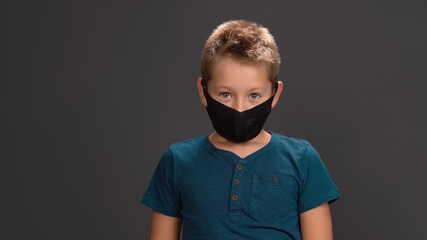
[201,79,278,143]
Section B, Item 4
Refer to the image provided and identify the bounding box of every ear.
[197,77,208,107]
[271,81,283,109]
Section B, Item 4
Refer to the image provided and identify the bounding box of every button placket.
[229,161,244,221]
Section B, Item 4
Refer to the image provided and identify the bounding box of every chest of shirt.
[176,155,300,222]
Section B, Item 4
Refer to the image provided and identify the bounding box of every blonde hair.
[201,20,281,90]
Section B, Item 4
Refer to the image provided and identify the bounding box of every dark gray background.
[1,0,426,239]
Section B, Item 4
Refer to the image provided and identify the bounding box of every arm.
[299,202,334,240]
[150,210,182,240]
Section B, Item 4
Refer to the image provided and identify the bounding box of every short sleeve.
[297,143,340,213]
[140,147,182,217]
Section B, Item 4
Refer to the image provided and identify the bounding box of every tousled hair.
[201,20,281,91]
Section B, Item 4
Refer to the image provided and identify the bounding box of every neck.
[209,129,271,147]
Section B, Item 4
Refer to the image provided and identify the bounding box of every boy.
[141,20,340,240]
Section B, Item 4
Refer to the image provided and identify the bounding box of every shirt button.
[234,179,240,184]
[237,164,242,170]
[272,177,278,183]
[232,195,238,201]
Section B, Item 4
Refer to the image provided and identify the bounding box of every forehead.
[209,57,270,89]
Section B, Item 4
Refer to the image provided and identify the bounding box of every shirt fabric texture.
[141,131,340,240]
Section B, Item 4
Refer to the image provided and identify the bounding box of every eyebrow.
[212,86,232,90]
[212,86,267,91]
[248,87,267,91]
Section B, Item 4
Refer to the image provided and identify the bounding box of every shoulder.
[167,134,208,160]
[271,132,327,181]
[162,135,209,181]
[271,132,323,169]
[272,132,312,156]
[169,135,206,151]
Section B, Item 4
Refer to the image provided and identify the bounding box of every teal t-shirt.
[141,131,340,239]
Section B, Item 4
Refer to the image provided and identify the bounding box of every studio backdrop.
[1,0,426,239]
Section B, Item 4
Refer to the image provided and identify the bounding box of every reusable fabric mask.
[201,78,278,143]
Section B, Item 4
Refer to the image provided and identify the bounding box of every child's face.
[198,57,283,112]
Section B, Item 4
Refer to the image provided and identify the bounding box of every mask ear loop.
[274,82,278,93]
[201,78,207,91]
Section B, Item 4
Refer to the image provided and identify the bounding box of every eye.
[220,92,231,98]
[249,93,261,99]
